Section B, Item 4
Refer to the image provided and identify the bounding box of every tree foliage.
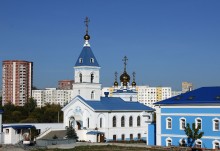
[184,123,204,147]
[66,126,78,140]
[2,98,63,123]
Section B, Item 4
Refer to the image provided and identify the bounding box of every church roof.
[83,96,154,111]
[154,87,220,105]
[75,46,99,67]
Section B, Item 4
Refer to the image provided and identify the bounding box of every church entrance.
[97,133,105,142]
[76,121,82,130]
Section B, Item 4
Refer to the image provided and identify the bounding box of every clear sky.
[0,0,220,90]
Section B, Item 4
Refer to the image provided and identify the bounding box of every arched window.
[166,117,172,129]
[129,116,133,127]
[121,116,125,127]
[166,138,172,146]
[137,116,141,126]
[91,73,94,83]
[195,118,202,130]
[100,118,102,128]
[213,118,220,131]
[196,140,202,148]
[90,58,94,63]
[79,73,82,83]
[113,116,116,127]
[180,118,186,130]
[91,91,94,99]
[79,58,83,63]
[213,140,220,149]
[87,118,90,128]
[137,133,141,140]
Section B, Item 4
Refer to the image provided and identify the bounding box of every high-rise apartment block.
[58,80,74,90]
[2,60,33,106]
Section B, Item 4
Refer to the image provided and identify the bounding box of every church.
[62,17,154,143]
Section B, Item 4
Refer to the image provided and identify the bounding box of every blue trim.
[3,125,35,129]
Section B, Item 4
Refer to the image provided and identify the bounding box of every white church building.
[62,17,155,143]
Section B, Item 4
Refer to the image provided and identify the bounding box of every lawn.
[38,145,154,151]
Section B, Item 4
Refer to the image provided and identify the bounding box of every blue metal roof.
[75,46,99,67]
[86,131,104,135]
[83,96,154,111]
[154,87,220,105]
[3,125,35,129]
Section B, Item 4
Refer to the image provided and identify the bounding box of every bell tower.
[72,17,101,100]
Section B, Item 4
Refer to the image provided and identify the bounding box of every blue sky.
[0,0,220,90]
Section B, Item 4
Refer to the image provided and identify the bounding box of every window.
[129,116,133,127]
[130,96,132,101]
[130,134,133,140]
[195,118,202,130]
[79,73,82,83]
[213,141,220,149]
[166,118,172,129]
[121,116,125,127]
[91,73,94,83]
[6,129,9,134]
[100,118,102,128]
[79,58,83,63]
[87,118,89,128]
[213,118,220,131]
[17,129,21,134]
[91,91,94,99]
[196,140,202,148]
[137,133,141,140]
[166,138,172,146]
[113,116,116,127]
[137,116,141,126]
[90,58,94,63]
[113,135,116,141]
[180,118,186,130]
[121,134,125,141]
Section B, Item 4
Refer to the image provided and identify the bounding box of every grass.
[36,145,152,151]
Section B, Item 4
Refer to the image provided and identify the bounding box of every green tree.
[24,98,37,115]
[184,123,204,147]
[66,126,78,140]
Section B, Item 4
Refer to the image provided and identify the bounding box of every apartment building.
[2,60,33,106]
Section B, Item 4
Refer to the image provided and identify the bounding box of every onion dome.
[114,72,119,87]
[84,34,90,40]
[132,81,136,87]
[132,72,136,87]
[120,71,130,86]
